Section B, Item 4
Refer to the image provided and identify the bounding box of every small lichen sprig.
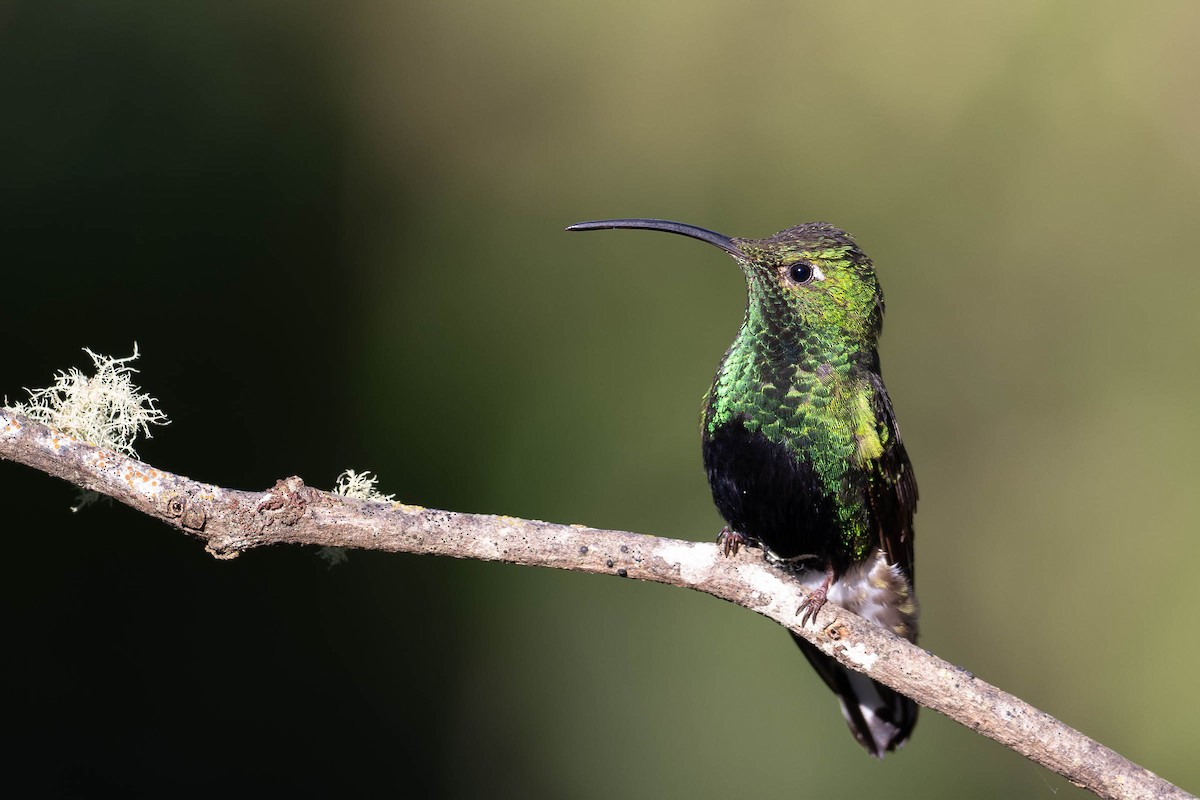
[318,469,396,566]
[333,469,395,503]
[13,344,168,457]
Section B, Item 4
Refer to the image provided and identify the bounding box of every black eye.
[788,262,814,284]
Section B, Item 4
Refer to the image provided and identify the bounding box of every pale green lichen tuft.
[319,469,396,566]
[316,546,350,567]
[13,344,168,458]
[333,468,395,503]
[70,490,104,514]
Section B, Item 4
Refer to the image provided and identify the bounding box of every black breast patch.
[703,420,850,572]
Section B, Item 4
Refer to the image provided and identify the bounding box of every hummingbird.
[567,218,918,757]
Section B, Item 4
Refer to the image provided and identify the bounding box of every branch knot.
[256,476,316,526]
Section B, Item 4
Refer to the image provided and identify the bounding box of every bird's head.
[567,219,884,346]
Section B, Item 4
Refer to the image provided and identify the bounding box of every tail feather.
[792,633,917,757]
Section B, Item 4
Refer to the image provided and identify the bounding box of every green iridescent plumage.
[705,230,901,563]
[569,218,919,757]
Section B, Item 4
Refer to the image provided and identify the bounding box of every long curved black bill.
[566,218,741,257]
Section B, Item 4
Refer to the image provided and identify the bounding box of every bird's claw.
[716,526,751,557]
[796,565,836,626]
[796,588,829,627]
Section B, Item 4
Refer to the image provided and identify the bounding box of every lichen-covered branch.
[0,408,1191,800]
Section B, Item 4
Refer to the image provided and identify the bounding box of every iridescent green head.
[566,219,883,346]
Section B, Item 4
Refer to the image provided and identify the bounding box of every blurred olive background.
[3,1,1198,797]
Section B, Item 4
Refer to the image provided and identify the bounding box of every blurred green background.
[3,1,1198,797]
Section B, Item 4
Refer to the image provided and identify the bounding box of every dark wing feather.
[866,373,918,583]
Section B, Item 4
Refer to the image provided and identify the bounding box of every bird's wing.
[866,373,918,583]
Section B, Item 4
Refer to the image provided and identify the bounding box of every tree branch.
[0,408,1191,800]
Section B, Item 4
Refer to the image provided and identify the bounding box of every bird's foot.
[797,565,836,626]
[797,589,827,627]
[716,527,755,557]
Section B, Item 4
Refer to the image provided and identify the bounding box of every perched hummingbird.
[567,218,918,757]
